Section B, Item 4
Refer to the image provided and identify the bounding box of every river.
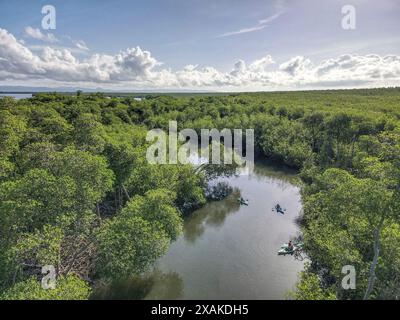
[93,161,305,300]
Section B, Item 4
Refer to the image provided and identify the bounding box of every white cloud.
[230,60,247,76]
[279,56,312,76]
[217,1,285,38]
[28,44,90,55]
[25,26,58,43]
[1,28,400,90]
[217,25,267,38]
[248,55,275,73]
[75,40,89,51]
[258,11,284,25]
[0,28,157,83]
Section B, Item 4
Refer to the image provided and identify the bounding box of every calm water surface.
[94,161,305,300]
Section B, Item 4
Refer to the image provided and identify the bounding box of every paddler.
[288,240,294,251]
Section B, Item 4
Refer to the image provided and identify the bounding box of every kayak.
[278,247,293,255]
[237,198,249,206]
[278,242,304,255]
[273,206,286,214]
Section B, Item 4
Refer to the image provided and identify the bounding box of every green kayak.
[278,242,304,255]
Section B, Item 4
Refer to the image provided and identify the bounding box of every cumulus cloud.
[279,56,312,76]
[25,26,58,43]
[1,28,400,90]
[230,60,247,77]
[0,28,158,83]
[248,55,275,73]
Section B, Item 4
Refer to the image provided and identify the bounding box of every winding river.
[94,161,305,300]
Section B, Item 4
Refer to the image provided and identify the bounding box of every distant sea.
[0,93,33,99]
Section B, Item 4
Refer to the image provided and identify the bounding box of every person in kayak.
[275,204,284,214]
[287,240,294,251]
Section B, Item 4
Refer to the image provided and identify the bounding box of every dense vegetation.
[0,87,399,299]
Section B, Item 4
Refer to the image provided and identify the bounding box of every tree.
[121,189,182,240]
[0,169,77,236]
[73,113,106,154]
[289,266,336,300]
[303,111,324,153]
[0,274,91,300]
[95,214,169,279]
[0,110,26,159]
[325,113,353,165]
[302,168,398,299]
[49,147,115,213]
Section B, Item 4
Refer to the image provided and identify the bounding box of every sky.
[0,0,399,91]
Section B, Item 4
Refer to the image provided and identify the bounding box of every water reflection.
[183,188,241,243]
[92,270,184,300]
[145,270,184,300]
[250,159,300,185]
